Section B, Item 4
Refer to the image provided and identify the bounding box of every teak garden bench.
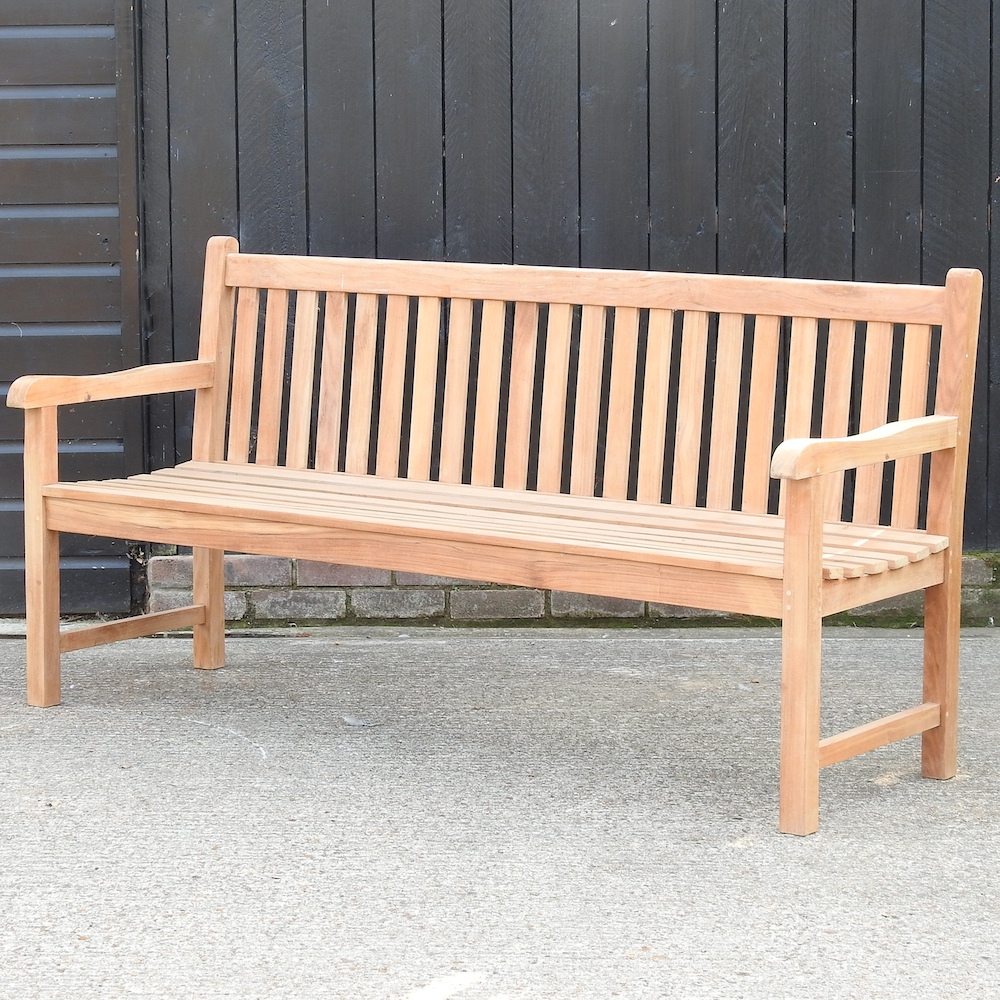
[9,236,982,834]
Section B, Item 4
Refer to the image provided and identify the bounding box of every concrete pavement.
[1,627,998,999]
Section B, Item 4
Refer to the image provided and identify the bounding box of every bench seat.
[45,461,948,617]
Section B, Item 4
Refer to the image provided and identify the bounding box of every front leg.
[779,476,824,835]
[23,407,62,707]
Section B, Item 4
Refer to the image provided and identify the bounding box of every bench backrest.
[192,237,981,531]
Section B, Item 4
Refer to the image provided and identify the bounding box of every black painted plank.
[373,0,444,260]
[649,0,717,273]
[0,211,118,263]
[0,271,120,322]
[235,0,307,255]
[511,2,579,266]
[443,0,512,263]
[0,152,117,205]
[785,0,853,280]
[923,0,990,550]
[0,562,131,615]
[137,0,176,468]
[0,397,127,442]
[0,443,127,489]
[717,0,784,277]
[0,0,114,26]
[304,0,376,257]
[165,0,238,459]
[854,1,922,282]
[0,33,115,86]
[0,324,124,373]
[0,94,116,145]
[990,6,1000,548]
[0,511,127,559]
[579,0,648,270]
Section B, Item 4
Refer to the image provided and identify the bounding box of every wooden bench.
[9,236,982,834]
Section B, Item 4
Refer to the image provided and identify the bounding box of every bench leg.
[24,517,61,707]
[779,477,823,835]
[192,546,225,669]
[921,579,959,779]
[779,605,822,835]
[23,406,61,707]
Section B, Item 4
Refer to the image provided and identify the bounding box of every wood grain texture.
[304,0,376,257]
[443,0,512,263]
[636,308,673,503]
[227,254,949,324]
[503,302,540,489]
[407,297,443,480]
[569,305,607,496]
[785,0,853,279]
[923,0,990,550]
[511,1,579,265]
[717,0,784,277]
[535,303,574,494]
[235,0,307,254]
[374,0,444,259]
[649,0,717,272]
[439,299,475,483]
[253,289,290,466]
[345,294,380,474]
[706,313,745,510]
[579,0,649,269]
[741,314,780,513]
[374,295,411,477]
[314,292,349,472]
[854,0,921,282]
[602,306,641,498]
[671,310,709,506]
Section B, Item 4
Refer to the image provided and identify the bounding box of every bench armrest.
[6,360,215,410]
[770,414,958,481]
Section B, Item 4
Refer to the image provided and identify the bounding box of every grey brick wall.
[146,553,1000,626]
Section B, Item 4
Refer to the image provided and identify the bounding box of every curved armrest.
[7,360,215,409]
[770,414,958,481]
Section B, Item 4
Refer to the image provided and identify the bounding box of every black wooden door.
[0,0,141,613]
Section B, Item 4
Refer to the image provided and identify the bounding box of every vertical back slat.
[535,302,574,494]
[820,318,857,519]
[406,296,442,480]
[778,316,819,512]
[375,294,411,477]
[741,314,781,513]
[285,290,320,469]
[891,323,933,527]
[569,305,607,496]
[670,310,710,507]
[254,288,290,466]
[503,302,540,490]
[602,306,641,500]
[314,291,349,472]
[439,298,474,483]
[706,312,745,509]
[226,286,261,463]
[852,320,894,523]
[470,299,507,486]
[344,293,379,474]
[636,307,673,503]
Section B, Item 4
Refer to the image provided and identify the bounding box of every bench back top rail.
[192,237,981,532]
